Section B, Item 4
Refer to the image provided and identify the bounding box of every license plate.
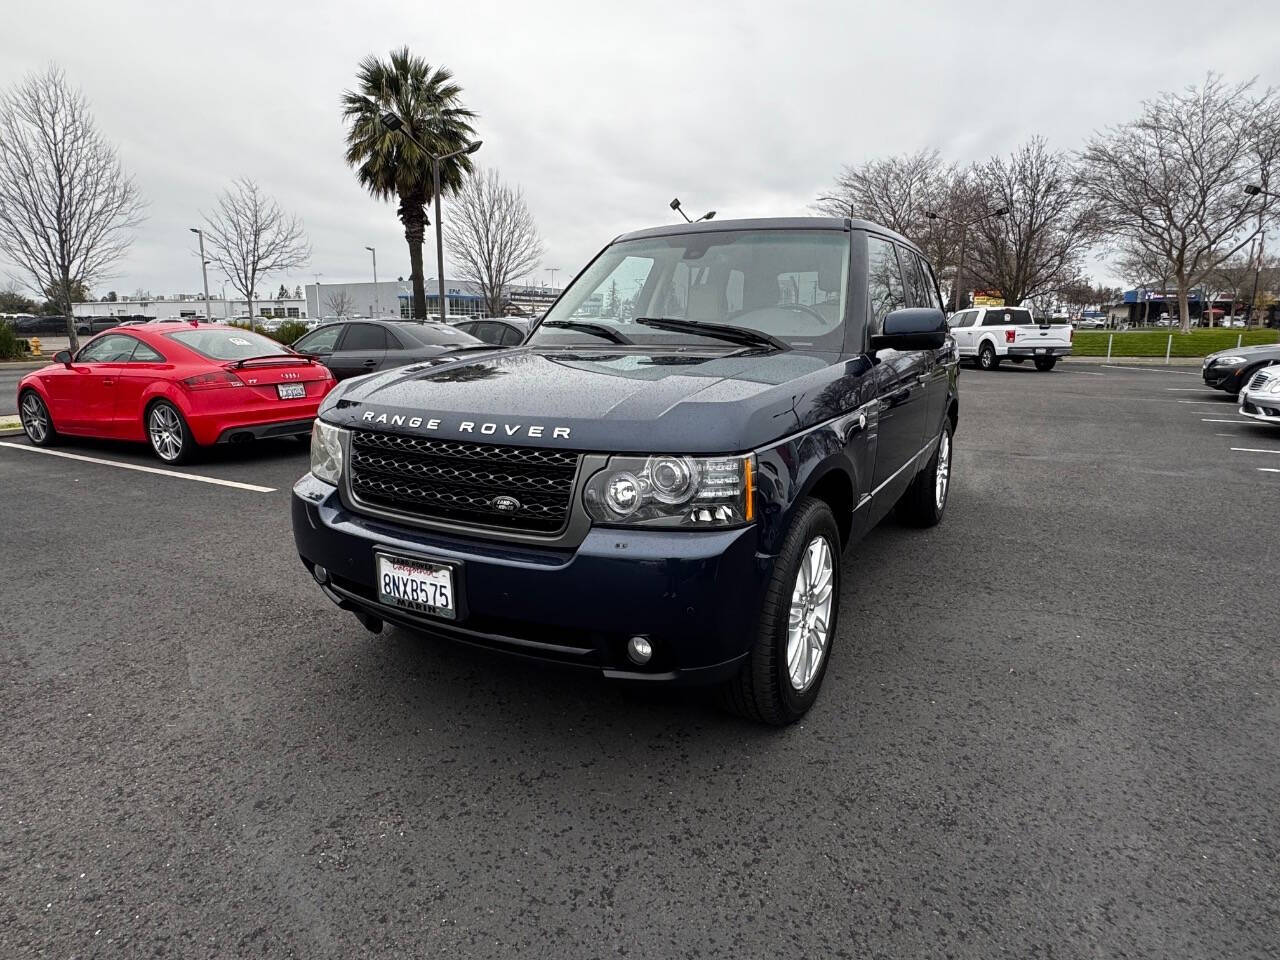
[376,554,456,619]
[1037,348,1048,355]
[277,383,306,399]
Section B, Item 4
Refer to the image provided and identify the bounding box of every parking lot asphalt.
[2,362,1277,959]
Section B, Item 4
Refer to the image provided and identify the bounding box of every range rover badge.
[492,496,522,513]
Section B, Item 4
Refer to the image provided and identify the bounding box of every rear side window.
[913,254,943,311]
[899,247,931,309]
[982,308,1034,326]
[131,340,164,362]
[167,329,289,360]
[340,324,388,351]
[405,323,482,346]
[866,235,906,334]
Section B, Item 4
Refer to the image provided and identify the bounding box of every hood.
[321,345,864,453]
[1208,343,1280,361]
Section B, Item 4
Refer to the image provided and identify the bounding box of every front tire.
[721,497,841,726]
[978,343,1000,370]
[18,390,58,446]
[1034,356,1058,371]
[147,400,197,464]
[896,419,954,528]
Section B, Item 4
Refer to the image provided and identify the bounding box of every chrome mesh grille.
[348,430,580,533]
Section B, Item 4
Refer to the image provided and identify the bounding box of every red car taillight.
[182,371,243,390]
[1005,329,1016,343]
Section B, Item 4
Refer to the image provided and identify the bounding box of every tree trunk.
[60,275,78,352]
[1176,279,1192,335]
[400,195,428,320]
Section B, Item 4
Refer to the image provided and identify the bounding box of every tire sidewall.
[769,504,842,719]
[979,344,996,370]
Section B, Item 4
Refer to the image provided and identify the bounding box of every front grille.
[348,430,580,534]
[1248,370,1274,391]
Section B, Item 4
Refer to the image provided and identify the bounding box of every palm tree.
[341,49,477,319]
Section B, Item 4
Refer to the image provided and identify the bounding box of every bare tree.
[1116,241,1178,325]
[445,168,544,317]
[324,289,354,318]
[201,178,309,331]
[1080,75,1280,333]
[965,138,1101,306]
[816,149,972,295]
[0,65,143,350]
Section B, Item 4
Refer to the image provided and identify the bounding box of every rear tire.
[720,497,841,726]
[1034,357,1058,371]
[896,419,953,528]
[978,342,1000,370]
[146,400,197,464]
[18,390,58,446]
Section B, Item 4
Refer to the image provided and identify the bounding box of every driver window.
[77,334,136,363]
[866,236,906,335]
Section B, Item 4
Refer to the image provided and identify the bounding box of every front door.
[61,334,138,433]
[328,323,388,379]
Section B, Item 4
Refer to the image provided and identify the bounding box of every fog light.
[312,564,329,585]
[627,635,653,665]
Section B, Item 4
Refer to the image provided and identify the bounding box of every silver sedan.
[1239,365,1280,424]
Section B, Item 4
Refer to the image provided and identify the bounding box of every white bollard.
[1166,334,1172,364]
[1237,333,1243,349]
[1107,333,1113,361]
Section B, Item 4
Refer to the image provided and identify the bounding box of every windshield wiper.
[632,317,790,352]
[539,320,633,345]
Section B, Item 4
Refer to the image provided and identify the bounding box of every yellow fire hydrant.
[29,337,42,356]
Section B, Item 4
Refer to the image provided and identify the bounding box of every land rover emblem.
[492,495,522,513]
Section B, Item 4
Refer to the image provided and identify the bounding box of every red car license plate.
[277,383,306,399]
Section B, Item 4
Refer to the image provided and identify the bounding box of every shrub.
[0,322,23,360]
[265,320,309,345]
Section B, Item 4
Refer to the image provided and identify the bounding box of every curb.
[0,359,51,370]
[1063,356,1202,367]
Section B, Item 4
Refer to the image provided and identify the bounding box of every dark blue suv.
[293,217,958,724]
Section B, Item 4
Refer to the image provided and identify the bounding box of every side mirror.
[54,350,72,367]
[871,308,947,352]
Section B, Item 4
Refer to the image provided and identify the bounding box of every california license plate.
[277,383,306,399]
[1036,348,1048,355]
[376,554,456,619]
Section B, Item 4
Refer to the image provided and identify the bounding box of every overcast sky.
[4,0,1280,301]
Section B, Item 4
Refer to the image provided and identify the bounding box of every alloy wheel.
[149,405,184,462]
[786,535,835,692]
[935,428,952,510]
[20,394,48,443]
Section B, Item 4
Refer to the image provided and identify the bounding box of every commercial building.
[305,279,563,320]
[72,294,307,322]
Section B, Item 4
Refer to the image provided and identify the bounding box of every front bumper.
[1007,346,1071,358]
[1203,363,1250,391]
[1240,391,1280,424]
[291,473,772,684]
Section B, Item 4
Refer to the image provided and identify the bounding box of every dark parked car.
[7,315,71,336]
[1202,344,1280,396]
[291,319,483,380]
[450,316,532,347]
[293,217,959,725]
[74,316,124,336]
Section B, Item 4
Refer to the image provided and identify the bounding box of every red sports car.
[16,323,336,463]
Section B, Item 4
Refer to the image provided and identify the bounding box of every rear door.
[949,310,978,355]
[907,250,951,435]
[328,323,387,379]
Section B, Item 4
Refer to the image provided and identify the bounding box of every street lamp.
[378,110,481,320]
[670,198,715,223]
[365,246,380,317]
[925,207,1009,311]
[1243,185,1272,326]
[817,197,855,217]
[546,267,560,290]
[313,273,323,320]
[189,228,211,323]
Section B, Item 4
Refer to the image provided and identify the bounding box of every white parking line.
[0,442,276,492]
[1104,365,1198,375]
[1259,468,1280,474]
[1166,388,1213,392]
[1231,447,1280,454]
[1201,418,1258,424]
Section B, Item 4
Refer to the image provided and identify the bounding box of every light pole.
[546,267,560,290]
[669,198,715,222]
[925,207,1009,311]
[817,196,855,217]
[1244,185,1273,327]
[365,246,380,317]
[378,110,481,321]
[313,273,323,320]
[189,228,211,324]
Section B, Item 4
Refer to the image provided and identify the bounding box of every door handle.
[362,359,378,367]
[886,387,910,405]
[102,378,115,385]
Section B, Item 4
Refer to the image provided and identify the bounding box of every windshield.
[166,328,291,361]
[530,229,849,351]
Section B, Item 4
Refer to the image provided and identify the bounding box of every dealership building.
[304,279,562,320]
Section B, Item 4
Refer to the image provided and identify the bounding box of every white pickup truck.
[947,306,1073,371]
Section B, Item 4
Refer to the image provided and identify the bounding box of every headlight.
[310,419,345,485]
[584,454,755,528]
[1267,378,1280,395]
[1217,356,1248,365]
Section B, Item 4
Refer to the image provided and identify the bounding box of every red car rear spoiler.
[230,354,316,369]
